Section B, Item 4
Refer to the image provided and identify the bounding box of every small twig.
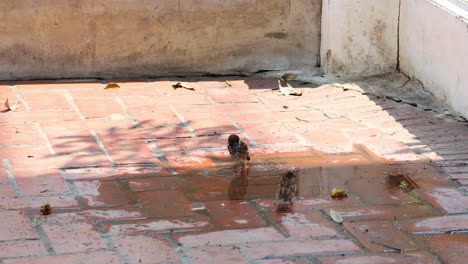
[295,117,309,122]
[371,240,402,252]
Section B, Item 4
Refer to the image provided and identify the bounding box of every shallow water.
[76,161,429,220]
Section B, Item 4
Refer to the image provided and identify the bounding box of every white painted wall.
[399,0,468,118]
[320,0,399,76]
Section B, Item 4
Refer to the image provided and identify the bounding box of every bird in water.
[227,134,251,168]
[276,167,298,206]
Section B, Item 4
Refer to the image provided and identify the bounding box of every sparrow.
[276,167,298,206]
[227,134,251,166]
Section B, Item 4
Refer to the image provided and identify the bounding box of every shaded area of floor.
[0,74,467,263]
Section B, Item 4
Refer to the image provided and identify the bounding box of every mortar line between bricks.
[354,144,380,164]
[25,210,56,255]
[424,167,468,214]
[2,159,23,197]
[204,91,217,105]
[236,244,259,264]
[224,113,257,146]
[57,163,162,170]
[144,142,311,151]
[147,141,178,175]
[114,97,139,125]
[145,78,163,95]
[163,234,192,264]
[282,121,308,146]
[318,209,369,254]
[34,122,57,155]
[308,256,323,264]
[94,222,129,264]
[169,105,197,137]
[10,85,31,111]
[255,96,273,112]
[393,220,446,262]
[249,201,290,238]
[63,90,86,120]
[59,169,86,208]
[90,130,116,166]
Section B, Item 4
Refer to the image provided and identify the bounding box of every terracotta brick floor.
[0,77,467,263]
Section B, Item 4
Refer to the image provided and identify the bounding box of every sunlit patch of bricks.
[0,77,467,263]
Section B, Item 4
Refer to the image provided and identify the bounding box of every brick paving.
[0,76,467,263]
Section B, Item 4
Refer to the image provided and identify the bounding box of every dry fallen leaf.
[281,73,298,80]
[331,188,347,199]
[4,99,20,111]
[399,181,411,192]
[278,78,302,96]
[225,80,232,87]
[40,203,52,215]
[172,82,195,90]
[330,209,343,223]
[104,82,121,89]
[295,117,309,122]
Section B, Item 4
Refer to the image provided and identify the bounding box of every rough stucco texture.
[399,0,468,119]
[0,0,322,80]
[320,0,399,76]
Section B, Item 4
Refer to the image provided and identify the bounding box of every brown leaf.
[4,98,21,111]
[278,78,302,96]
[104,82,121,89]
[40,203,52,215]
[280,73,298,80]
[330,209,343,223]
[172,82,195,90]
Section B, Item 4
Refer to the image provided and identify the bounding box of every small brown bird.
[276,167,298,206]
[227,134,251,166]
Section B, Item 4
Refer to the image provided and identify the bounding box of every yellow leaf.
[104,82,121,89]
[330,188,347,199]
[330,209,343,223]
[4,98,20,111]
[172,82,195,90]
[225,80,232,87]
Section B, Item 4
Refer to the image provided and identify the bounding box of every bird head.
[285,166,299,179]
[228,134,240,146]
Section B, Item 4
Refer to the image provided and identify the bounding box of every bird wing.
[275,184,282,200]
[238,142,249,158]
[227,144,235,156]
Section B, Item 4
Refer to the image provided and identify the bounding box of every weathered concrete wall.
[399,0,468,119]
[320,0,399,76]
[0,0,322,80]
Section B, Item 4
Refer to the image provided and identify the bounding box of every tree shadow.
[7,73,463,185]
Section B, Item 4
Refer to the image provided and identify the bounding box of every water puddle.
[75,161,432,220]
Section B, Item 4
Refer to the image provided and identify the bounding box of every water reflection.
[228,167,249,200]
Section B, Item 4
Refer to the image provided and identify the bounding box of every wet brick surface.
[0,76,467,263]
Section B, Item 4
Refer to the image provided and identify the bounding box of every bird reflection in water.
[228,166,249,200]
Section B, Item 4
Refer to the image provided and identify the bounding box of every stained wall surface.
[320,0,399,76]
[0,0,322,80]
